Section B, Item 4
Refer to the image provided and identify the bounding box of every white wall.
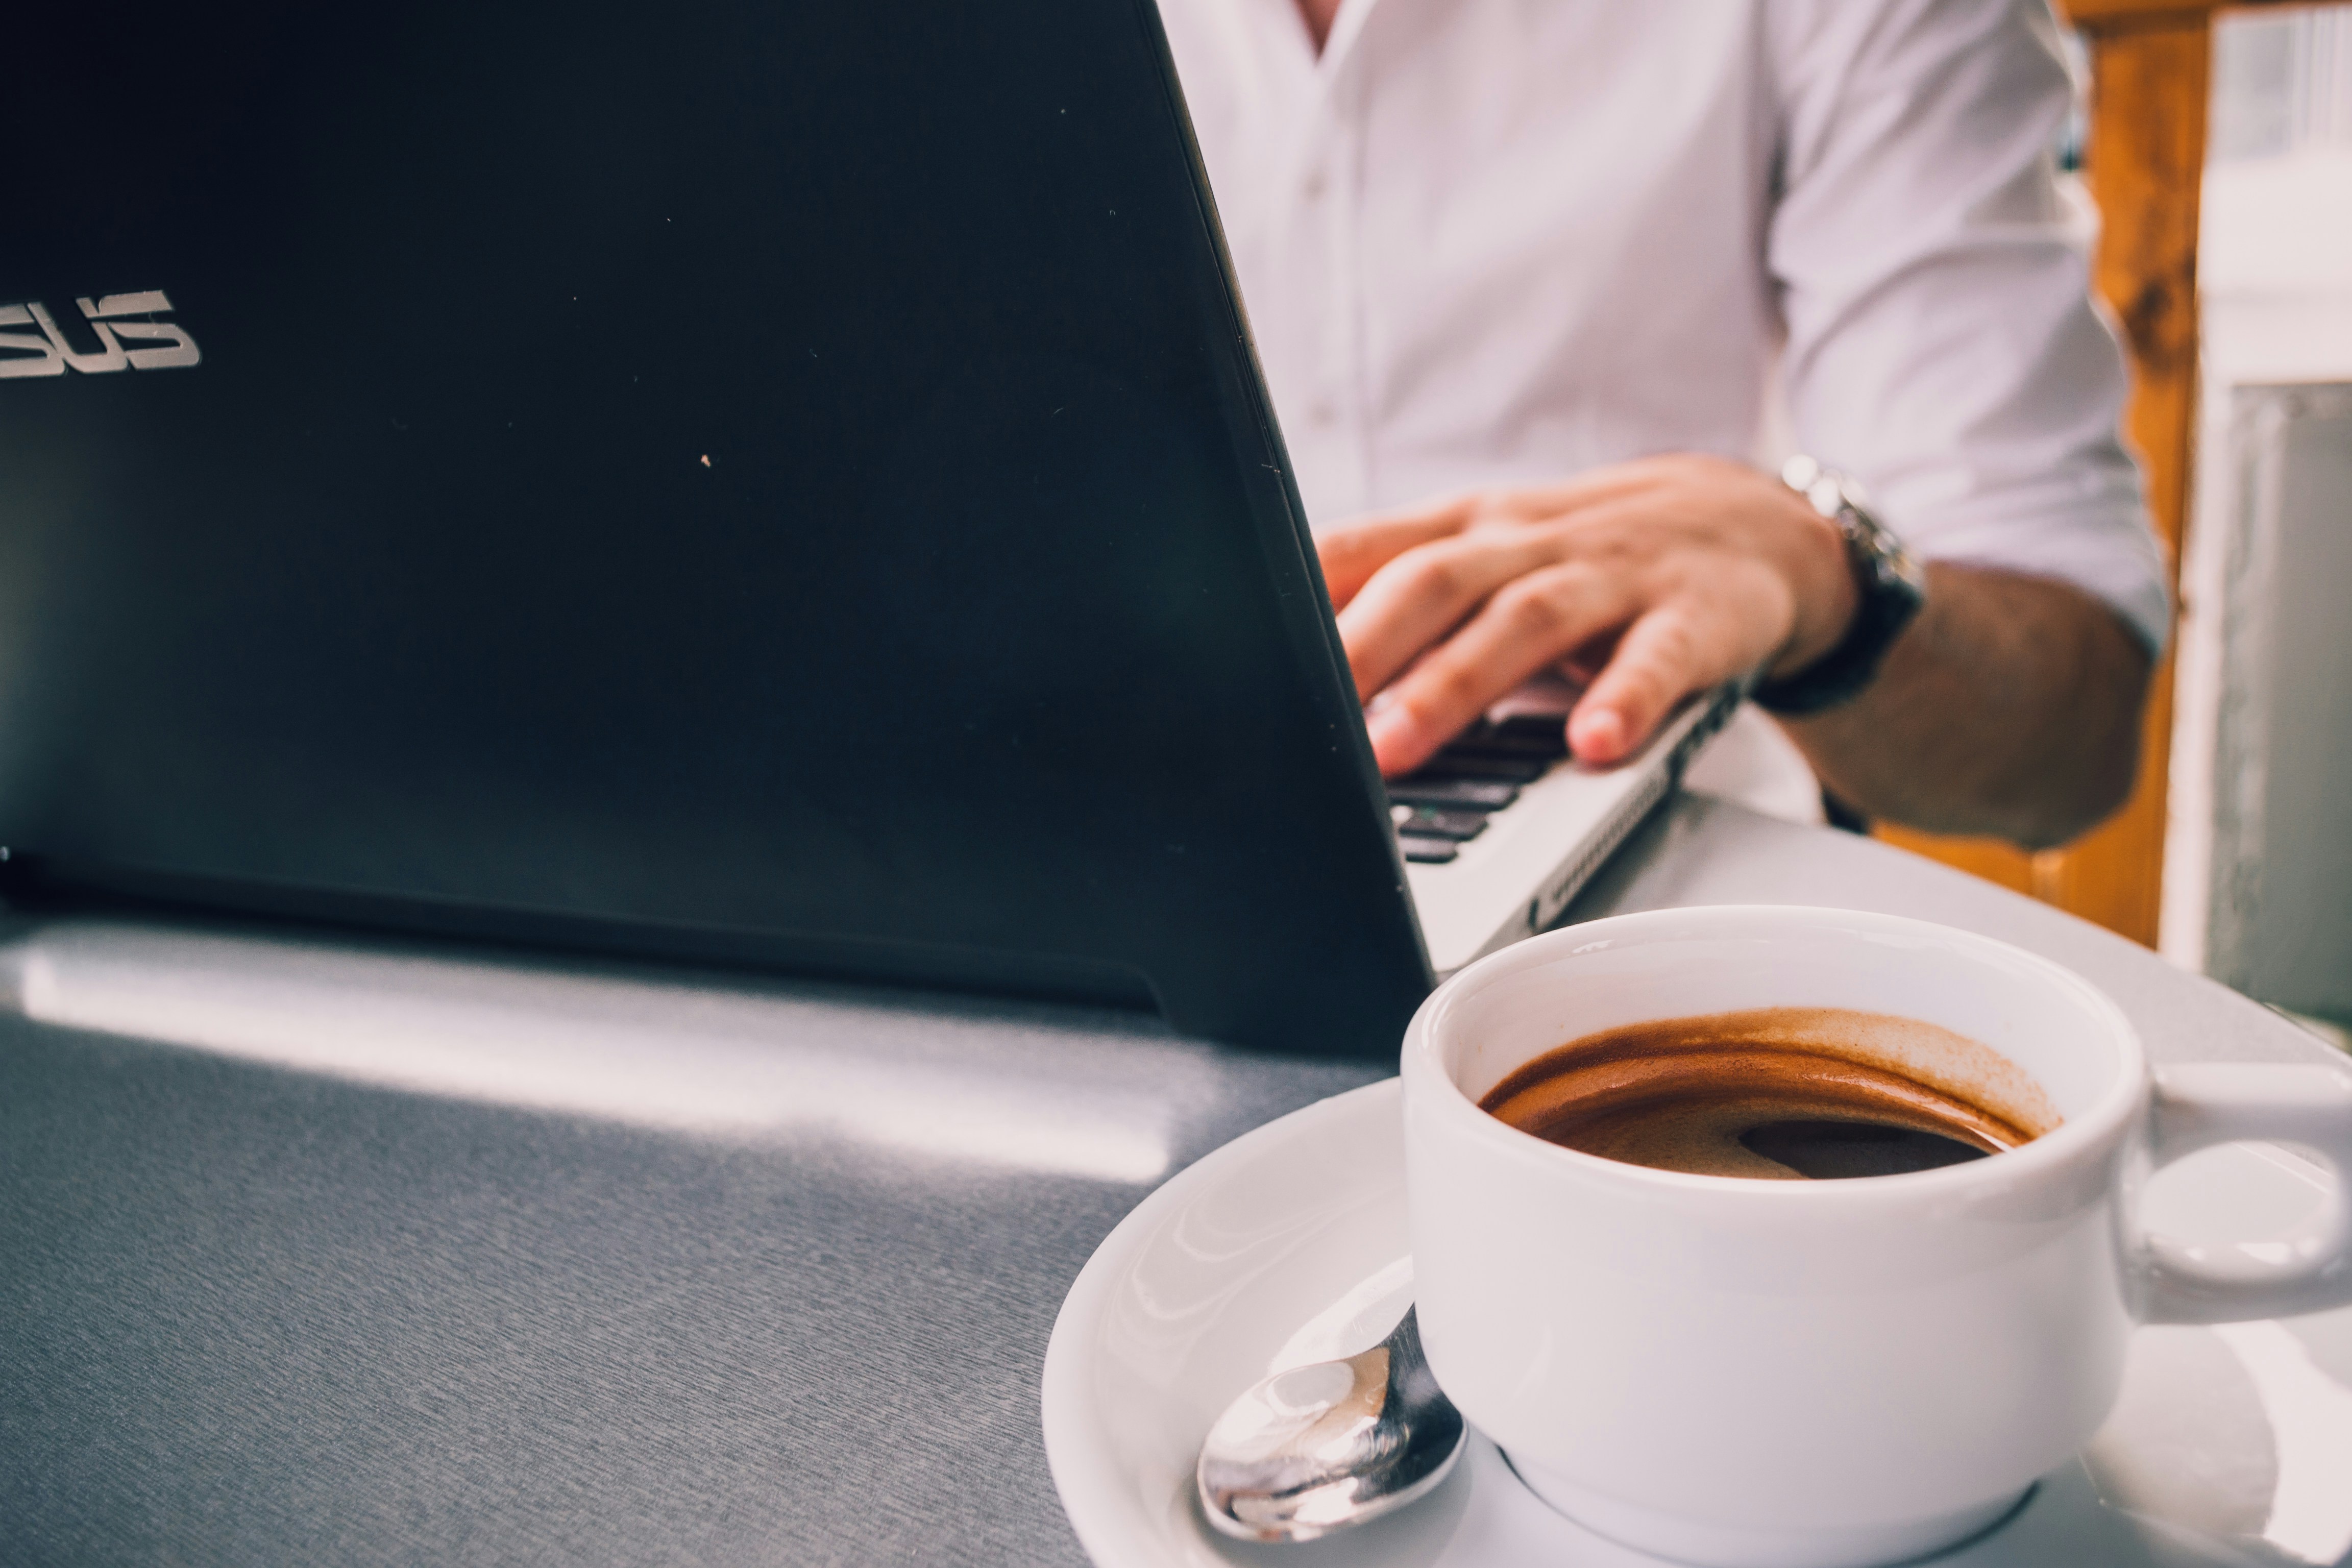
[2161,7,2352,1006]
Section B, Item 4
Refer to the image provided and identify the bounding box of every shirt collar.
[1245,0,1386,93]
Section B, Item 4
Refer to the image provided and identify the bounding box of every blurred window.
[2211,5,2352,163]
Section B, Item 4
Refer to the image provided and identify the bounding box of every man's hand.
[1319,454,1855,776]
[1318,453,2155,848]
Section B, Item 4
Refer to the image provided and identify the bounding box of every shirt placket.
[1297,57,1370,519]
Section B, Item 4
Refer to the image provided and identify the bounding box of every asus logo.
[0,291,201,379]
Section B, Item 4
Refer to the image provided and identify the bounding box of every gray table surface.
[2,795,2336,1567]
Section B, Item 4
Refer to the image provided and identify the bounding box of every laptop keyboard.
[1388,715,1571,865]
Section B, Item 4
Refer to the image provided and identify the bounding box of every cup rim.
[1402,904,2146,1197]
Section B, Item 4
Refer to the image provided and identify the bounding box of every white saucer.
[1042,1080,2352,1568]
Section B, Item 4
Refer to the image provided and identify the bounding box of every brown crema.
[1478,1006,2062,1180]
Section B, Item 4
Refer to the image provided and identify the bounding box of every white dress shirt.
[1156,0,2171,657]
[1156,0,2170,820]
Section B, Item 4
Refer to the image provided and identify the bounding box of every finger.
[1337,530,1573,700]
[1319,463,1673,608]
[1316,505,1474,609]
[1363,564,1639,775]
[1569,601,1745,765]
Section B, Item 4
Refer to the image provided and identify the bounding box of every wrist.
[1770,488,1861,678]
[1753,457,1925,717]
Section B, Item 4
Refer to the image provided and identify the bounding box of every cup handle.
[2137,1063,2352,1325]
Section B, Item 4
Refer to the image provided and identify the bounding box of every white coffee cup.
[1401,905,2352,1568]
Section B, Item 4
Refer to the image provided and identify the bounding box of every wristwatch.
[1751,455,1926,717]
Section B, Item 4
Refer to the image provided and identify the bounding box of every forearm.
[1784,564,2153,849]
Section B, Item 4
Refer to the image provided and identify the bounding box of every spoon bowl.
[1196,1305,1467,1541]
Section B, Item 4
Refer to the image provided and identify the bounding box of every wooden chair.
[1879,0,2290,946]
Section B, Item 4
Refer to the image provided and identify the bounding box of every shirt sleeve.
[1767,0,2170,653]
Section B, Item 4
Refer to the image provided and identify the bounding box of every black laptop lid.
[0,0,1432,1056]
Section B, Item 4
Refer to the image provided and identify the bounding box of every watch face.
[1841,503,1920,589]
[1868,526,1925,594]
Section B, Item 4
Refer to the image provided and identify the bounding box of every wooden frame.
[1878,0,2293,945]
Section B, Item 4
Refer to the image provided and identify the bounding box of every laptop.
[0,0,1727,1060]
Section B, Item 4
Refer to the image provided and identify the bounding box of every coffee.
[1478,1006,2062,1180]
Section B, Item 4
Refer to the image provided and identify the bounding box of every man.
[1157,0,2163,848]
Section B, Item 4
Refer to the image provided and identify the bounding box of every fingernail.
[1572,707,1625,759]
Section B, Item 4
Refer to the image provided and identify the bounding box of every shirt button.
[1307,398,1339,426]
[1301,166,1328,202]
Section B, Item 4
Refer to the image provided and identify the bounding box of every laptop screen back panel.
[0,0,1433,1057]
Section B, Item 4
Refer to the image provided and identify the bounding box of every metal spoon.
[1197,1305,1467,1542]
